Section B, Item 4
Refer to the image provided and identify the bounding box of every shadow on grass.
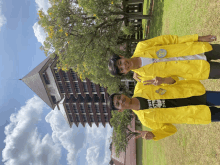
[136,124,143,165]
[147,0,165,39]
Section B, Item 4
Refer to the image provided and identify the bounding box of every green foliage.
[37,0,134,94]
[110,109,137,157]
[121,23,135,36]
[78,0,122,17]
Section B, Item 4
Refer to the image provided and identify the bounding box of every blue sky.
[0,0,113,165]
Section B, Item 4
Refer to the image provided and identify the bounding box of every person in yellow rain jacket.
[108,78,220,141]
[108,34,220,83]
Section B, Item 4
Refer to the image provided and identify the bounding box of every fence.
[122,0,154,54]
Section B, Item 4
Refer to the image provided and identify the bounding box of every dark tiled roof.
[22,57,54,109]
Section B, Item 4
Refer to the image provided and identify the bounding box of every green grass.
[136,135,143,165]
[142,138,167,165]
[135,124,142,165]
[146,0,165,39]
[140,125,167,165]
[138,0,220,165]
[142,0,151,39]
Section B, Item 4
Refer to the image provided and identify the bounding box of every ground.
[137,0,220,164]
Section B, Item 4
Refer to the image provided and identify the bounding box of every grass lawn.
[142,0,151,39]
[138,0,220,165]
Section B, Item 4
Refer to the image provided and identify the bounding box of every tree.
[110,110,139,157]
[37,0,150,93]
[38,0,134,94]
[78,0,152,21]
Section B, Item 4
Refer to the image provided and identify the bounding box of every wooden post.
[124,0,143,5]
[127,14,152,20]
[127,6,139,10]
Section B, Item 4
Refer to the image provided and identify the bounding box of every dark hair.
[108,54,123,76]
[108,93,121,110]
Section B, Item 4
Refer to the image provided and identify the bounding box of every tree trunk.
[127,14,152,20]
[117,38,145,45]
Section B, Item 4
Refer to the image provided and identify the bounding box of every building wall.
[43,59,111,127]
[32,57,135,128]
[45,66,62,101]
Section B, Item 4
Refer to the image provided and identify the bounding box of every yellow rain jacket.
[134,79,206,100]
[132,81,211,141]
[131,34,212,81]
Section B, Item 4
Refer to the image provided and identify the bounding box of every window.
[85,94,92,102]
[97,115,101,122]
[73,104,78,113]
[43,73,50,84]
[80,104,85,113]
[71,70,77,81]
[88,104,93,113]
[91,83,96,92]
[95,104,100,113]
[94,94,99,103]
[104,115,108,122]
[65,104,71,113]
[58,82,65,93]
[82,115,87,122]
[103,105,107,113]
[54,71,61,81]
[51,96,57,104]
[90,115,94,122]
[66,82,73,93]
[62,71,69,81]
[69,114,74,122]
[83,82,88,92]
[75,115,80,122]
[101,94,105,103]
[65,98,70,103]
[100,87,104,92]
[74,83,80,93]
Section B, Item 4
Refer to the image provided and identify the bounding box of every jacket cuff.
[193,34,199,41]
[151,130,165,141]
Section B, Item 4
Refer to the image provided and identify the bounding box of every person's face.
[116,56,132,75]
[113,94,132,112]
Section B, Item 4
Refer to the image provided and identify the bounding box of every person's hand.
[143,77,165,86]
[143,132,155,140]
[134,130,154,140]
[198,35,217,42]
[133,72,141,82]
[134,130,149,138]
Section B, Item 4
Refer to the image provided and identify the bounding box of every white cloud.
[45,107,113,165]
[2,96,62,165]
[2,94,113,165]
[45,105,112,165]
[33,0,51,45]
[33,22,47,45]
[86,146,100,165]
[0,0,6,31]
[103,125,113,164]
[45,107,87,165]
[35,0,51,14]
[85,124,113,165]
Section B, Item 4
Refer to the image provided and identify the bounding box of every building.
[21,56,111,128]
